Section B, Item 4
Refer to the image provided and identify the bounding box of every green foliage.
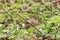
[48,16,60,24]
[0,14,6,23]
[0,0,60,40]
[27,27,36,35]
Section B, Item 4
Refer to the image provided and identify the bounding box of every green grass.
[0,0,60,40]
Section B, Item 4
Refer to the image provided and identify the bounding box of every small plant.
[0,0,60,40]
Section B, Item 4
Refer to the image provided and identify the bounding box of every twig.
[17,14,43,37]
